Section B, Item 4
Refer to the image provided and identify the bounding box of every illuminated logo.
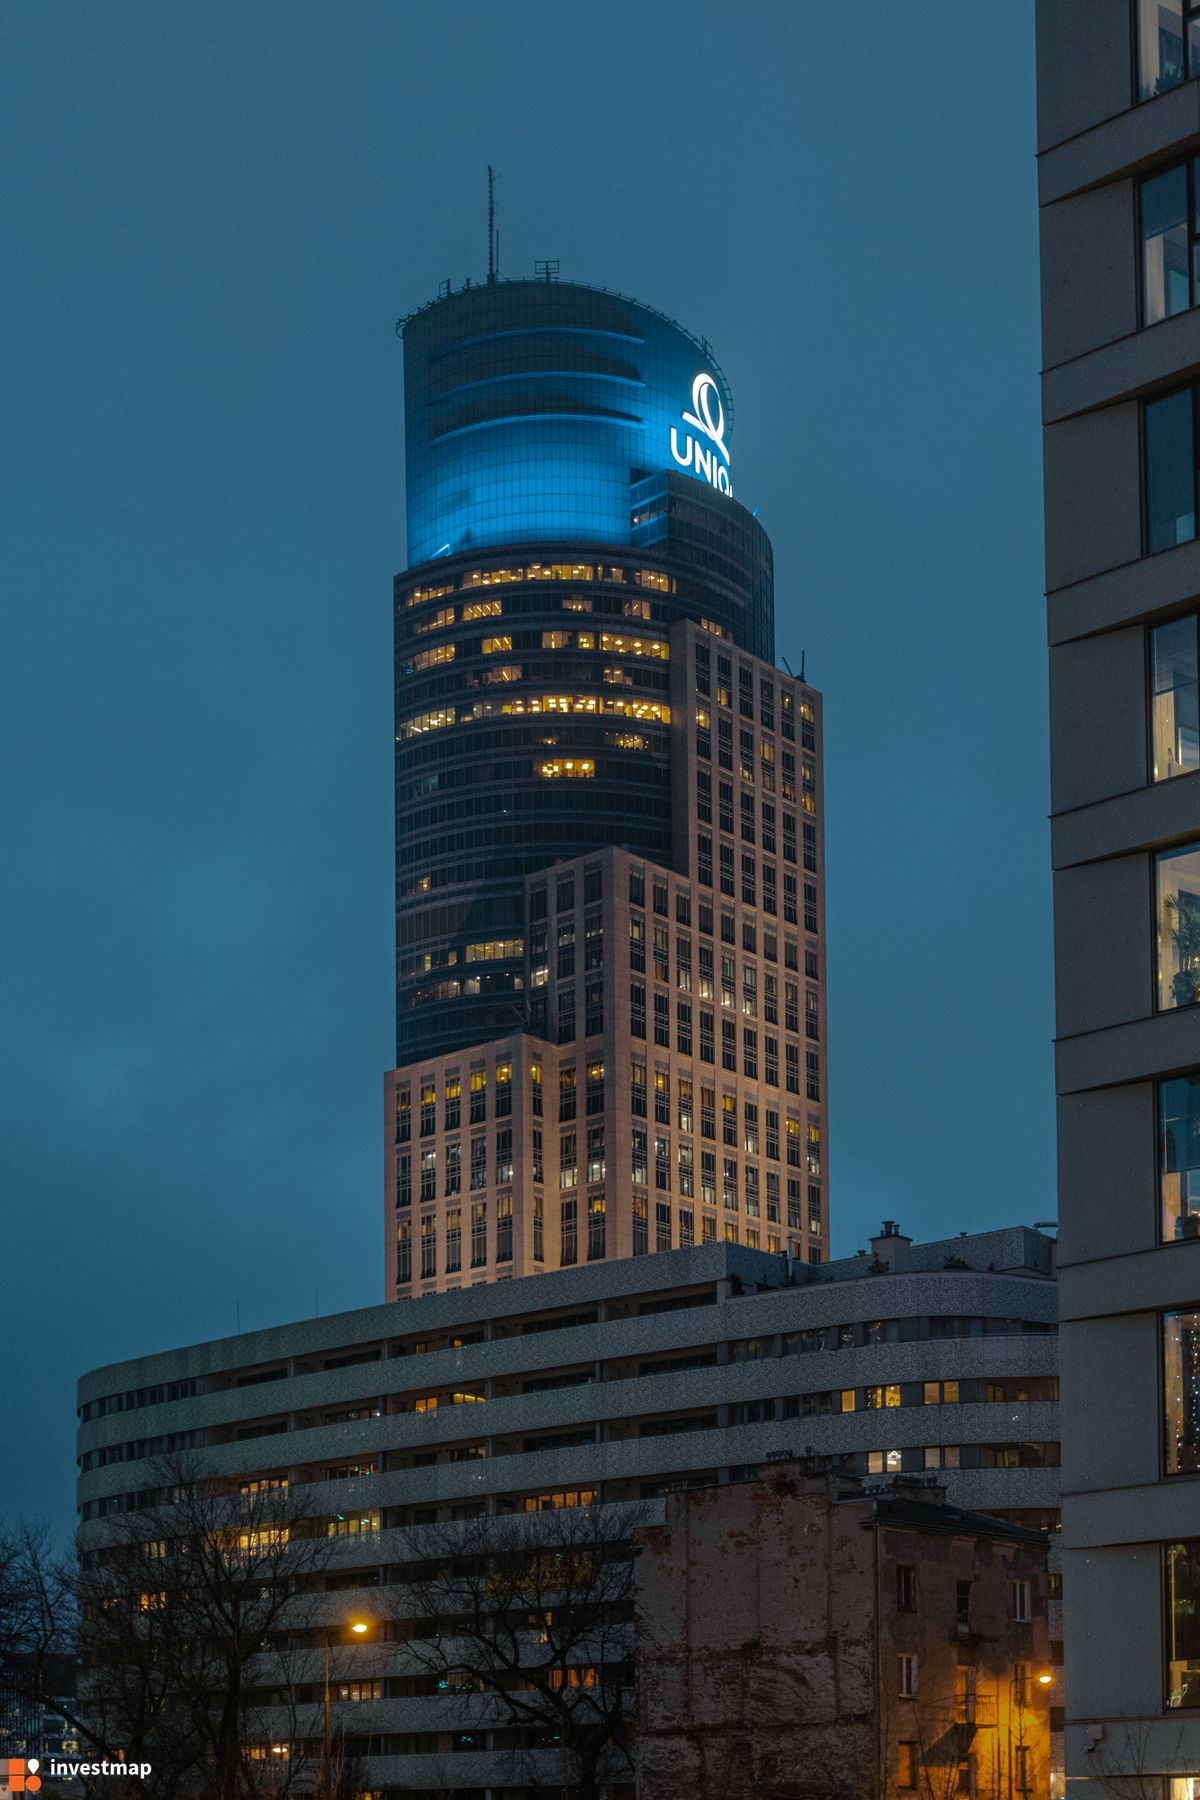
[4,1761,41,1794]
[670,371,732,494]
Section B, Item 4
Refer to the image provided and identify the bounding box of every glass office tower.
[388,275,825,1296]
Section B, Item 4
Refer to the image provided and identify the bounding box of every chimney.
[870,1220,912,1270]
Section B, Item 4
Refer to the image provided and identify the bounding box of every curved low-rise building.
[76,1227,1059,1793]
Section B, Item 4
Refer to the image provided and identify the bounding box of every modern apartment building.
[1037,3,1200,1790]
[76,1233,1059,1794]
[388,277,826,1296]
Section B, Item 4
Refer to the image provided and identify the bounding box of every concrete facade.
[1036,3,1200,1790]
[76,1232,1060,1795]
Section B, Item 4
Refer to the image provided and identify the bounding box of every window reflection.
[1142,163,1191,323]
[1152,616,1200,780]
[1146,387,1198,553]
[1164,1310,1200,1472]
[1138,0,1199,100]
[1161,1076,1200,1240]
[1166,1542,1200,1708]
[1158,846,1200,1009]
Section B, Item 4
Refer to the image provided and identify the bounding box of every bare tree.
[74,1454,339,1800]
[390,1503,642,1800]
[1087,1719,1191,1800]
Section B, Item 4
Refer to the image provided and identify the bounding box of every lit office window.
[1152,616,1200,780]
[1161,1075,1200,1240]
[1166,1541,1200,1707]
[1157,845,1200,1007]
[1164,1310,1200,1472]
[1138,0,1200,100]
[1145,387,1198,552]
[1142,163,1194,322]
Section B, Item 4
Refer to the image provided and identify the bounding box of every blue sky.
[0,2,1047,1532]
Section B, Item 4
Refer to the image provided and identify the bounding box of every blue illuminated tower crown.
[395,275,776,1061]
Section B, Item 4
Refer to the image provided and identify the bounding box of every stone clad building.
[387,277,827,1297]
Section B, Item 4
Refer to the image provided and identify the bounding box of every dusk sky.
[0,3,1047,1533]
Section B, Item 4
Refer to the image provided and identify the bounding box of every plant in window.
[1167,892,1200,1007]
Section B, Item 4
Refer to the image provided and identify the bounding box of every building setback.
[635,1474,1052,1800]
[1037,3,1200,1791]
[388,277,827,1294]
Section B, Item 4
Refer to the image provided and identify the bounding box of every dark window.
[897,1565,917,1613]
[1145,385,1199,553]
[1161,1074,1200,1241]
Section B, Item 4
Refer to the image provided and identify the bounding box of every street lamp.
[322,1617,374,1796]
[1007,1670,1054,1800]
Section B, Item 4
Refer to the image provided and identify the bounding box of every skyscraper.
[386,274,826,1297]
[1038,2,1200,1787]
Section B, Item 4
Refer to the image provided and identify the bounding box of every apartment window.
[633,1192,649,1255]
[444,1075,461,1132]
[495,1060,513,1117]
[586,1124,605,1185]
[1161,1075,1200,1240]
[533,1191,544,1262]
[1142,161,1199,325]
[396,1218,411,1285]
[1146,385,1200,552]
[1011,1579,1031,1624]
[559,1133,577,1190]
[898,1654,917,1699]
[495,1126,513,1186]
[420,1214,436,1280]
[470,1136,486,1190]
[561,1197,578,1266]
[1137,0,1200,100]
[654,993,670,1047]
[631,981,646,1039]
[1152,615,1200,782]
[896,1564,916,1613]
[585,979,603,1036]
[1164,1310,1200,1472]
[587,1193,606,1261]
[469,1067,487,1124]
[631,1059,647,1117]
[532,1127,543,1184]
[420,1149,436,1202]
[629,913,646,971]
[396,1152,411,1208]
[1168,1542,1200,1708]
[445,1207,461,1273]
[420,1081,436,1136]
[1158,844,1200,1007]
[897,1743,918,1791]
[470,1202,487,1268]
[956,1580,972,1630]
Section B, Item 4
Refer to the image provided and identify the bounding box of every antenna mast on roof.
[487,165,498,283]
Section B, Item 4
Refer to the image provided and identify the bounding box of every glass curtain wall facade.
[388,276,825,1296]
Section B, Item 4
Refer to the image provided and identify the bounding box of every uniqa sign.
[670,371,732,494]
